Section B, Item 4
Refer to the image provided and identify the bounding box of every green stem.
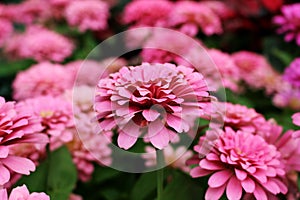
[156,150,165,200]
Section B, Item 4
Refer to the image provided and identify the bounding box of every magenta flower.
[273,3,300,46]
[283,58,300,88]
[191,127,287,200]
[123,0,173,27]
[0,185,50,200]
[17,95,74,150]
[95,63,212,150]
[64,0,110,32]
[292,113,300,138]
[0,97,48,185]
[13,62,74,100]
[273,85,300,110]
[168,1,223,36]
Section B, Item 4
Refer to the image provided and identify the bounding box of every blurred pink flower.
[0,97,48,186]
[13,62,74,100]
[232,51,281,94]
[191,127,287,200]
[123,0,173,27]
[95,63,212,150]
[143,145,193,173]
[0,19,13,46]
[273,3,300,46]
[0,185,49,200]
[17,95,74,150]
[273,84,300,110]
[7,26,74,62]
[69,194,83,200]
[283,58,300,88]
[292,113,300,138]
[168,1,223,36]
[64,0,109,32]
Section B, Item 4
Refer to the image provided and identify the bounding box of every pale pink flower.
[283,58,300,88]
[17,96,74,150]
[8,26,74,62]
[207,49,241,92]
[69,194,83,200]
[64,0,109,32]
[232,51,281,94]
[13,62,74,100]
[95,63,212,150]
[143,145,193,172]
[273,85,300,110]
[123,0,173,27]
[273,3,300,46]
[168,1,223,36]
[191,127,287,200]
[0,185,49,200]
[0,19,13,46]
[0,97,48,186]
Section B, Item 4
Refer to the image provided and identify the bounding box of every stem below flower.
[156,150,164,200]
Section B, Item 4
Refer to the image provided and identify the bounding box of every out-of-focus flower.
[0,19,13,47]
[17,95,74,150]
[292,113,300,138]
[95,63,212,150]
[273,84,300,110]
[49,0,71,18]
[273,3,300,46]
[168,1,223,36]
[0,97,48,186]
[123,0,173,27]
[5,26,74,62]
[64,0,109,32]
[283,58,300,88]
[191,127,287,200]
[69,193,83,200]
[13,62,74,100]
[0,185,50,200]
[232,51,281,94]
[143,145,193,172]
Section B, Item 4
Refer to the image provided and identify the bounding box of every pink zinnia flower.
[17,95,74,150]
[283,58,300,88]
[168,1,223,36]
[143,145,193,173]
[95,63,212,150]
[123,0,173,27]
[64,0,109,32]
[13,62,74,100]
[191,127,287,200]
[0,185,49,200]
[273,84,300,110]
[0,97,48,185]
[273,3,300,46]
[8,26,74,62]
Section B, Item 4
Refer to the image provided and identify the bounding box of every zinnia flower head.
[0,185,50,200]
[168,1,223,36]
[273,85,300,110]
[64,0,110,32]
[283,58,300,88]
[273,3,300,46]
[8,26,74,62]
[95,63,212,150]
[17,95,74,150]
[123,0,173,27]
[13,62,74,100]
[191,127,287,200]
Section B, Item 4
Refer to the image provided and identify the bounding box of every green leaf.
[15,146,77,200]
[161,171,203,200]
[92,166,121,183]
[130,172,157,200]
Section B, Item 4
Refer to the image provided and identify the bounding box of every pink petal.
[292,113,300,126]
[235,168,247,181]
[149,127,170,149]
[0,188,7,200]
[148,119,164,137]
[253,184,268,200]
[264,179,280,194]
[142,109,160,121]
[117,131,138,150]
[2,156,35,175]
[241,177,255,193]
[190,167,212,178]
[17,134,49,144]
[199,159,224,170]
[9,185,29,199]
[0,146,9,158]
[205,184,226,200]
[208,170,233,188]
[166,114,189,133]
[226,176,242,200]
[0,165,10,185]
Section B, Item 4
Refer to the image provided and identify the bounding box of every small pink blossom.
[95,63,212,150]
[17,95,74,150]
[168,1,223,36]
[143,145,193,173]
[123,0,173,27]
[13,62,74,100]
[273,3,300,46]
[191,127,287,200]
[64,0,110,32]
[0,185,49,200]
[273,84,300,110]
